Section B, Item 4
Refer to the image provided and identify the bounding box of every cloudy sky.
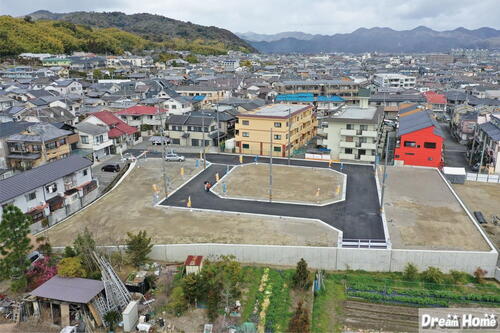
[1,0,499,34]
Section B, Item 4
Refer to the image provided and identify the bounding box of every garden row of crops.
[348,290,449,307]
[241,267,295,331]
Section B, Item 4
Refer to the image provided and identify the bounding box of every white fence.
[466,172,500,183]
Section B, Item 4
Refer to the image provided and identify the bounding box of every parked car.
[27,251,44,265]
[121,153,135,162]
[471,162,480,172]
[474,211,487,224]
[101,164,121,172]
[164,153,185,162]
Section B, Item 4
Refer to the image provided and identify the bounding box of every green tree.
[24,16,33,23]
[185,54,199,63]
[288,301,310,333]
[240,60,252,67]
[450,270,468,284]
[166,286,188,316]
[125,230,153,268]
[206,283,221,322]
[0,205,33,283]
[421,267,444,284]
[57,257,87,278]
[403,263,419,281]
[73,227,97,273]
[63,246,77,258]
[183,273,202,305]
[103,310,121,331]
[292,258,311,290]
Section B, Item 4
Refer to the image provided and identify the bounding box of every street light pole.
[202,109,206,169]
[380,131,390,213]
[287,108,292,165]
[269,128,273,202]
[159,104,168,196]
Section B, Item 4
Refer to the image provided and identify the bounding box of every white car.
[164,153,185,162]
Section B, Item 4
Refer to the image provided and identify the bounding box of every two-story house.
[74,122,113,161]
[0,155,97,231]
[6,123,73,171]
[115,105,168,133]
[81,111,140,154]
[165,113,218,147]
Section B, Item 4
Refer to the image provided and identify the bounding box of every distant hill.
[0,16,155,56]
[244,26,500,53]
[28,10,255,54]
[236,31,315,42]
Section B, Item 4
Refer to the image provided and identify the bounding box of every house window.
[46,183,57,193]
[242,120,250,125]
[242,132,250,137]
[132,116,141,120]
[274,135,281,140]
[191,139,199,146]
[345,148,353,154]
[360,125,368,131]
[346,124,353,130]
[81,135,89,144]
[274,122,282,128]
[45,141,57,150]
[242,144,250,149]
[26,191,36,201]
[424,142,436,149]
[404,141,417,147]
[171,105,177,109]
[273,146,281,152]
[95,135,104,144]
[83,169,88,176]
[172,138,180,144]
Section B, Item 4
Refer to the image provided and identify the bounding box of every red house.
[394,110,444,168]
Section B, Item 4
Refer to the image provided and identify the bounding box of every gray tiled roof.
[0,155,92,204]
[75,122,108,136]
[0,121,36,138]
[7,123,72,142]
[398,110,444,138]
[479,122,500,141]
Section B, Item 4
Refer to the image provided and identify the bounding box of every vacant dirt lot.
[381,166,490,251]
[46,159,338,247]
[453,181,500,250]
[212,163,345,204]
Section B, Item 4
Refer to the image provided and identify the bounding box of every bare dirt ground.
[213,163,344,204]
[452,182,500,250]
[381,166,490,251]
[343,300,419,333]
[45,159,338,247]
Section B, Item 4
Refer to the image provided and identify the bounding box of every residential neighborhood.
[0,3,499,333]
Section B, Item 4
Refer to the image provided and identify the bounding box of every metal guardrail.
[466,172,500,184]
[342,239,388,249]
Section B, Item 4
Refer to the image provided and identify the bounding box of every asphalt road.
[135,152,386,242]
[439,122,470,170]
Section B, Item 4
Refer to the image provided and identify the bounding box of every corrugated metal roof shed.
[30,275,104,304]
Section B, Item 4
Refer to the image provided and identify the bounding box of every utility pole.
[380,131,390,213]
[159,104,168,196]
[469,127,476,165]
[479,134,487,174]
[202,109,206,169]
[216,103,220,152]
[287,108,292,165]
[269,128,273,202]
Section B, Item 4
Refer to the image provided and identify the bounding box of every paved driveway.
[439,122,470,170]
[159,154,385,242]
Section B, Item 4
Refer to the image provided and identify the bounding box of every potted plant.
[103,310,121,333]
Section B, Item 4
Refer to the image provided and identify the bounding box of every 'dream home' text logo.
[421,313,497,329]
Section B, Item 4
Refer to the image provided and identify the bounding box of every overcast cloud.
[1,0,499,34]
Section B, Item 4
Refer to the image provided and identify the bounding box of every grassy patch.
[240,266,264,322]
[312,276,345,333]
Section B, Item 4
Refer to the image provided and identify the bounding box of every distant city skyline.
[2,0,499,35]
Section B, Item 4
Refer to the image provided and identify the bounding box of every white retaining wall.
[99,243,498,278]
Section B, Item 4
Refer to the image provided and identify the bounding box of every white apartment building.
[374,73,416,89]
[317,106,383,163]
